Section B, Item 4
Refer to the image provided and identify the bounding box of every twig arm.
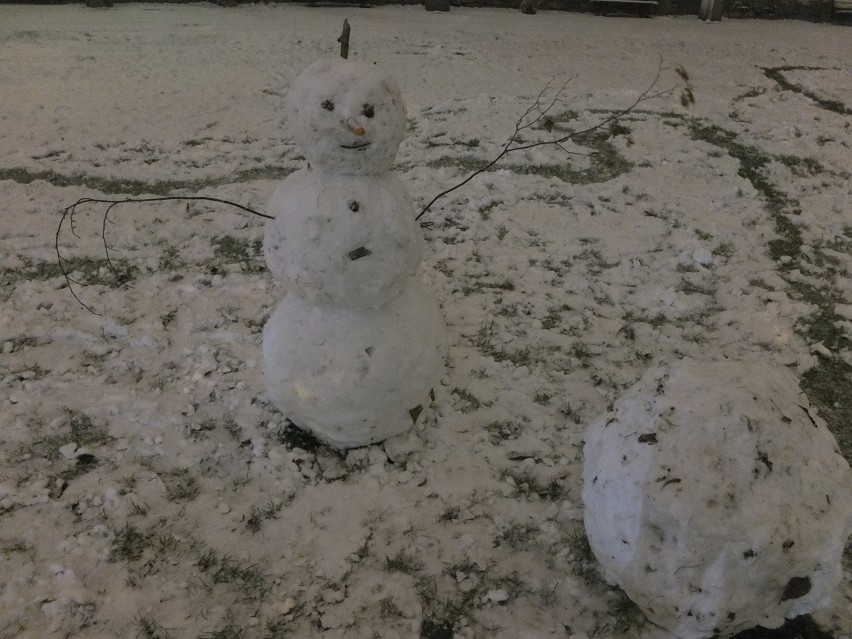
[56,195,271,315]
[417,61,677,222]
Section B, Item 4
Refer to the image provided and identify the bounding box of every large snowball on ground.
[263,278,447,449]
[288,58,406,175]
[264,169,423,309]
[582,359,852,639]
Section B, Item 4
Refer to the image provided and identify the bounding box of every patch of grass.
[501,469,564,501]
[472,324,535,367]
[801,358,852,460]
[212,235,262,264]
[493,522,539,550]
[424,126,631,186]
[490,346,533,367]
[196,548,268,598]
[190,417,240,441]
[386,550,423,575]
[687,121,788,204]
[687,120,804,269]
[264,616,300,639]
[0,164,295,196]
[379,596,404,619]
[577,248,619,276]
[748,278,775,291]
[570,341,592,363]
[451,387,484,413]
[158,245,186,272]
[448,558,482,579]
[460,278,515,295]
[161,468,200,502]
[23,409,110,461]
[438,506,461,523]
[8,254,138,288]
[355,535,372,561]
[607,589,646,634]
[1,540,32,556]
[688,119,850,464]
[565,527,606,588]
[559,403,583,425]
[417,576,479,639]
[777,154,826,177]
[160,309,178,328]
[678,280,717,297]
[484,420,524,444]
[733,86,766,102]
[110,524,150,563]
[762,67,851,116]
[541,307,564,330]
[2,335,44,354]
[477,200,502,220]
[690,117,852,460]
[137,615,172,639]
[425,155,486,174]
[533,392,551,405]
[246,499,283,533]
[421,618,455,639]
[608,121,632,137]
[713,242,736,259]
[201,625,246,639]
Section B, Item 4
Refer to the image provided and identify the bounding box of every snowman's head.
[288,59,407,175]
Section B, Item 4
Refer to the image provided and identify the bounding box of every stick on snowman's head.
[288,59,407,176]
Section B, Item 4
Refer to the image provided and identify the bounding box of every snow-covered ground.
[1,5,850,638]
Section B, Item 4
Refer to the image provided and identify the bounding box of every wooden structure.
[591,0,658,16]
[698,0,724,19]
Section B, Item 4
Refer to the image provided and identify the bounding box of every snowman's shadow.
[731,616,836,639]
[275,420,325,454]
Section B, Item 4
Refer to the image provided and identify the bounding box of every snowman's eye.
[362,104,375,119]
[321,100,334,112]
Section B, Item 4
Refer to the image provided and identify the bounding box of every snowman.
[263,58,447,449]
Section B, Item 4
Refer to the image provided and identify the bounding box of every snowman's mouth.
[340,141,371,150]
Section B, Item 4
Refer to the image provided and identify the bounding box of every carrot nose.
[347,118,365,136]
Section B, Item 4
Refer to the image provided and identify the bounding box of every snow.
[0,4,850,638]
[264,169,423,308]
[582,360,852,639]
[263,278,446,448]
[263,58,446,447]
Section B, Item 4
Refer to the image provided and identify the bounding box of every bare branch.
[417,61,682,223]
[56,195,270,315]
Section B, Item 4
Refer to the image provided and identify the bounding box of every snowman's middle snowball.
[264,169,423,309]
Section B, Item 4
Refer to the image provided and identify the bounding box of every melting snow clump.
[582,359,852,639]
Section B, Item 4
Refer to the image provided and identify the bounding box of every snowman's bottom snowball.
[581,359,852,639]
[263,278,447,449]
